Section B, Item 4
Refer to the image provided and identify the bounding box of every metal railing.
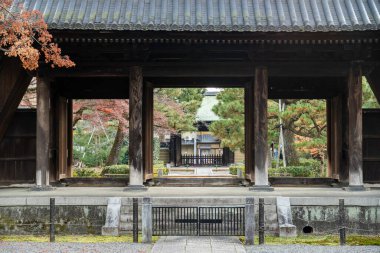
[181,154,224,166]
[152,206,245,236]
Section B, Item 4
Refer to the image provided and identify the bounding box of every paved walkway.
[0,242,151,253]
[0,186,379,198]
[1,240,379,253]
[151,236,245,253]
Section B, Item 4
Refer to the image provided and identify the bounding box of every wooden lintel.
[41,62,359,78]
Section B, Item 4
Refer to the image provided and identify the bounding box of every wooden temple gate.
[0,0,380,190]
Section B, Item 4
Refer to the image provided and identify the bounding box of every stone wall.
[0,197,378,236]
[0,206,106,235]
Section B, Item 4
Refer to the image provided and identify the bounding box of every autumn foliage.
[0,0,74,70]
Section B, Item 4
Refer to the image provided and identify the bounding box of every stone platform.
[0,185,379,199]
[0,186,379,236]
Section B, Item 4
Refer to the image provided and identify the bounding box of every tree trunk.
[106,121,126,166]
[284,129,298,166]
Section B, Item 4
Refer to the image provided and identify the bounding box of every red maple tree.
[0,0,74,70]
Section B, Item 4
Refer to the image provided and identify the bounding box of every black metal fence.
[181,155,224,166]
[152,206,245,236]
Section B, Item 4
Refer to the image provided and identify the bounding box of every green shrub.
[229,164,245,176]
[299,158,322,177]
[153,163,168,177]
[285,166,312,177]
[269,167,290,177]
[73,168,99,177]
[101,165,129,175]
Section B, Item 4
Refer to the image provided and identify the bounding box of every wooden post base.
[343,186,369,192]
[249,185,274,192]
[30,185,55,191]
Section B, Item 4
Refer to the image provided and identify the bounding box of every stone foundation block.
[279,224,297,237]
[101,226,119,236]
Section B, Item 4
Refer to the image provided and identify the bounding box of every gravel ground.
[1,242,379,253]
[246,245,380,253]
[0,242,152,253]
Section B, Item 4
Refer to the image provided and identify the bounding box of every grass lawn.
[0,234,159,243]
[239,235,380,246]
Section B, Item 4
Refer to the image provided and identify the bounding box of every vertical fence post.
[259,198,265,245]
[142,197,152,243]
[339,199,346,245]
[245,197,255,245]
[133,198,138,243]
[50,198,55,242]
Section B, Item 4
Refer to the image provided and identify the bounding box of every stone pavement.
[0,239,379,253]
[151,236,245,253]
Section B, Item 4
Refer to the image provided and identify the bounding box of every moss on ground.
[239,235,380,246]
[0,234,159,243]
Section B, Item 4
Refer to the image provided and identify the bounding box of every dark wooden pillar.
[35,77,53,189]
[244,83,254,181]
[251,66,272,191]
[143,83,153,181]
[327,99,333,178]
[67,99,73,177]
[128,66,144,188]
[57,96,68,179]
[345,64,365,190]
[331,95,342,179]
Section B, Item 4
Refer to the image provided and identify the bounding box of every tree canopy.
[0,0,74,70]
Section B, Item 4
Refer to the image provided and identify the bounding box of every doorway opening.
[153,87,245,181]
[71,99,129,180]
[268,99,329,180]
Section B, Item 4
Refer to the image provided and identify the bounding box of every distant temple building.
[160,90,243,167]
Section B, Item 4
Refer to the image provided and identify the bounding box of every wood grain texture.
[331,95,343,179]
[143,83,153,181]
[36,77,51,186]
[254,66,269,186]
[129,66,144,186]
[67,99,73,177]
[245,84,254,181]
[57,96,68,179]
[347,64,363,186]
[327,99,332,178]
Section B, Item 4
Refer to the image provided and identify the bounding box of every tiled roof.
[196,94,219,122]
[14,0,380,32]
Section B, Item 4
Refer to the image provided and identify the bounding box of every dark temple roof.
[14,0,380,32]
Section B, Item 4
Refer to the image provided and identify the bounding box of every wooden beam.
[0,58,32,142]
[252,67,271,190]
[143,83,153,181]
[346,64,364,189]
[45,62,355,78]
[36,77,52,187]
[128,66,144,187]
